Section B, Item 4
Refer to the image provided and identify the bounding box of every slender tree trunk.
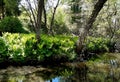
[1,0,4,19]
[85,0,107,31]
[76,0,107,55]
[36,0,44,42]
[27,0,37,31]
[43,3,48,34]
[49,0,60,35]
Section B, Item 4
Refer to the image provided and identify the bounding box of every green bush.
[86,37,110,53]
[0,17,26,33]
[25,35,76,62]
[0,33,116,65]
[2,33,29,63]
[1,33,76,64]
[24,37,38,61]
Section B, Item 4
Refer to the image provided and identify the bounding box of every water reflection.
[0,60,120,82]
[0,62,88,82]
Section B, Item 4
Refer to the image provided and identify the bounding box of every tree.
[76,0,107,55]
[43,1,48,33]
[36,0,44,42]
[0,0,5,19]
[21,0,44,42]
[49,0,60,35]
[0,0,21,17]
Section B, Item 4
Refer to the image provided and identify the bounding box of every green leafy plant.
[0,37,7,54]
[25,35,76,62]
[0,17,27,33]
[0,33,76,64]
[2,33,28,63]
[0,37,9,62]
[86,37,110,53]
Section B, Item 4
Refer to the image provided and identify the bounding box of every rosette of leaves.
[0,37,7,54]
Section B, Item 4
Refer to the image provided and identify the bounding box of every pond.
[0,53,120,82]
[0,62,88,82]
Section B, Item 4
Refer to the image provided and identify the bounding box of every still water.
[0,54,120,82]
[0,62,88,82]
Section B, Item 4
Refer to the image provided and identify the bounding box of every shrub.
[2,33,28,63]
[24,37,38,62]
[25,35,76,62]
[85,37,110,53]
[1,33,76,64]
[0,17,27,33]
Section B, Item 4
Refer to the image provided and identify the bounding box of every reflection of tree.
[59,62,88,82]
[0,71,24,82]
[24,74,45,82]
[73,66,88,82]
[0,64,88,82]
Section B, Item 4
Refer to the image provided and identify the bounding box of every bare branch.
[49,0,60,35]
[26,0,37,30]
[20,3,35,29]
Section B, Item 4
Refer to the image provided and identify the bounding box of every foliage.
[0,32,117,65]
[0,36,9,62]
[25,35,76,62]
[24,37,38,61]
[54,9,69,34]
[0,33,76,64]
[4,0,21,16]
[70,0,82,23]
[0,17,27,33]
[85,37,114,53]
[48,7,69,34]
[2,33,26,63]
[0,37,7,54]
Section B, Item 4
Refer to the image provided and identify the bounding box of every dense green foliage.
[3,0,21,16]
[0,37,7,54]
[25,35,76,62]
[0,17,27,33]
[0,32,116,65]
[85,37,115,53]
[0,33,76,65]
[2,33,28,63]
[47,8,69,34]
[86,37,108,53]
[0,37,9,62]
[0,33,116,65]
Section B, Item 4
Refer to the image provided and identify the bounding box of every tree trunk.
[1,0,4,19]
[36,0,44,42]
[43,3,48,34]
[49,0,60,35]
[76,0,107,55]
[26,0,37,31]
